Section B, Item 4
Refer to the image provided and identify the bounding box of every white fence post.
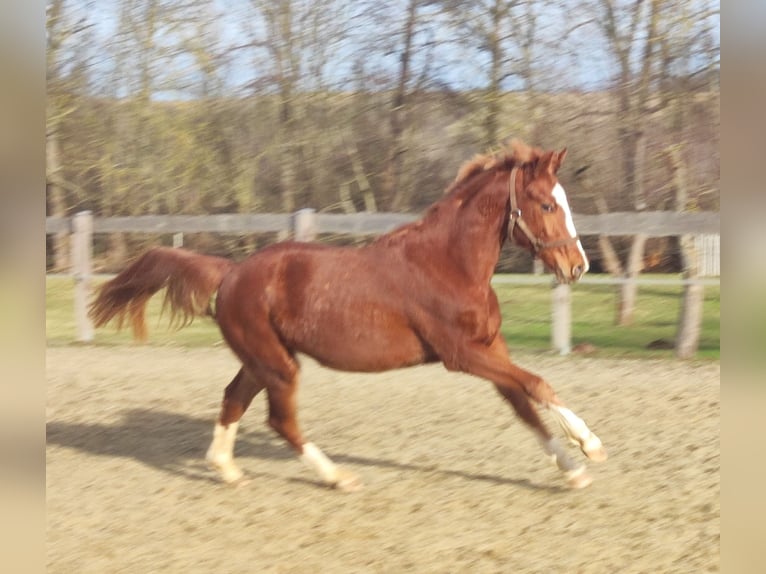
[293,208,317,242]
[551,283,571,355]
[71,211,94,342]
[694,234,720,277]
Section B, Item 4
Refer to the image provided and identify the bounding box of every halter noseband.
[507,166,580,254]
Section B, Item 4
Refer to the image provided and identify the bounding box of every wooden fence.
[694,234,720,277]
[45,209,720,237]
[46,209,720,353]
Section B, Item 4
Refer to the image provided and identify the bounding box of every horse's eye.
[542,203,555,213]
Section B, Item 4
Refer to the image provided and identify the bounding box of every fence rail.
[46,210,720,237]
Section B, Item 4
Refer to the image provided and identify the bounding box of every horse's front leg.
[444,337,605,488]
[507,366,606,463]
[492,377,594,488]
[487,336,607,463]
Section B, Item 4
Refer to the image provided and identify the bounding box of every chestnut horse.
[90,140,606,490]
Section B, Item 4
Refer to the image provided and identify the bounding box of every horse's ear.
[553,148,568,173]
[539,148,567,176]
[534,150,555,177]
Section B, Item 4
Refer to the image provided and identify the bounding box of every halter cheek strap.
[507,166,580,253]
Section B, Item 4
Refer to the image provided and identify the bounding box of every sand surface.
[47,345,719,573]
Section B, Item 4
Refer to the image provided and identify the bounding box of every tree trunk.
[46,126,69,272]
[666,146,704,358]
[616,126,648,324]
[105,233,129,272]
[676,246,704,358]
[617,233,648,326]
[344,133,377,213]
[590,189,623,276]
[277,151,297,241]
[386,0,417,211]
[277,71,297,240]
[483,0,503,148]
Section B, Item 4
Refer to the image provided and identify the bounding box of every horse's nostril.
[572,265,583,279]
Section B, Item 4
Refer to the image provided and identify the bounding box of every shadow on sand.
[47,407,566,493]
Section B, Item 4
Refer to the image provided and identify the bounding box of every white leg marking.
[300,442,363,492]
[300,442,339,483]
[539,436,581,472]
[205,422,244,483]
[550,406,606,461]
[538,436,592,489]
[552,183,589,272]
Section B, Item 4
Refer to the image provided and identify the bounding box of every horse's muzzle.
[555,263,586,285]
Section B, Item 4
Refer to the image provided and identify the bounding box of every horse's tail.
[89,246,235,341]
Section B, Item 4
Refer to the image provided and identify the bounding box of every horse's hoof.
[218,467,245,484]
[206,457,245,484]
[231,476,251,488]
[584,445,608,462]
[565,466,593,489]
[333,469,363,492]
[581,434,608,462]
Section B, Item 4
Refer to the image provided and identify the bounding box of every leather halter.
[507,166,580,254]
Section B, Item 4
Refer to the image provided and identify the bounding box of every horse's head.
[506,144,589,283]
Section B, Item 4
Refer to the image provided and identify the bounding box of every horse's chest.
[454,301,500,343]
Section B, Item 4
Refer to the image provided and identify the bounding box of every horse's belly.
[286,314,430,373]
[308,336,429,372]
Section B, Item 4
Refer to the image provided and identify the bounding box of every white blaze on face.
[551,183,589,272]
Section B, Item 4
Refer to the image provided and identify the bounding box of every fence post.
[292,208,317,241]
[551,283,571,355]
[71,211,94,342]
[675,234,704,359]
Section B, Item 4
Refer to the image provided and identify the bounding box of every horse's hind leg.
[263,373,363,492]
[221,318,362,491]
[206,367,264,483]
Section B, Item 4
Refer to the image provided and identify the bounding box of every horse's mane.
[451,139,540,190]
[373,139,541,246]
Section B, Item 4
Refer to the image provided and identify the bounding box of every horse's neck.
[447,205,507,285]
[413,173,509,285]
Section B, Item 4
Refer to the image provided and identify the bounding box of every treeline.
[47,0,719,272]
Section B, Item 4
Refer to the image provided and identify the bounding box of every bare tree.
[47,0,718,304]
[241,0,352,221]
[384,0,419,211]
[439,0,522,148]
[46,0,91,270]
[664,145,704,358]
[576,0,718,324]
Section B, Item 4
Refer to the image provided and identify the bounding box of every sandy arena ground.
[47,345,719,573]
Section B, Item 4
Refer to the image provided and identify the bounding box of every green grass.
[46,274,720,360]
[493,279,719,360]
